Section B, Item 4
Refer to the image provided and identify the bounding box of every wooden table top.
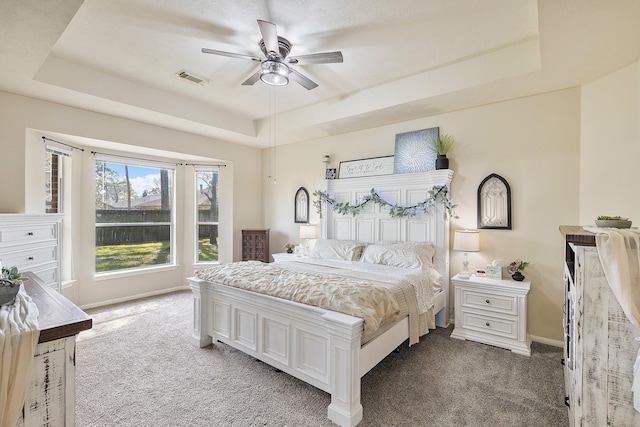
[559,225,596,246]
[23,272,92,343]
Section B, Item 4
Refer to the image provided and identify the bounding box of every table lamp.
[453,229,480,279]
[299,224,319,254]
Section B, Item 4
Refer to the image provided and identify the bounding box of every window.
[195,169,219,263]
[95,160,175,273]
[45,146,70,213]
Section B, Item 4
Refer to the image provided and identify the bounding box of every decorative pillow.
[360,242,435,269]
[309,239,366,261]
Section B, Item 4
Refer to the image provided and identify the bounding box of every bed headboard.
[316,169,453,326]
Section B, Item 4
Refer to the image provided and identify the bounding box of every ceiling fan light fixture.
[260,60,289,86]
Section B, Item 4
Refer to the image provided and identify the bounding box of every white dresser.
[0,214,63,291]
[560,226,640,426]
[451,273,531,356]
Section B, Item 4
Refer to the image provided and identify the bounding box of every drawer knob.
[28,256,34,260]
[485,322,490,327]
[27,232,34,236]
[485,299,490,304]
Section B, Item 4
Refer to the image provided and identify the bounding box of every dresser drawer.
[0,246,57,270]
[460,288,519,316]
[0,224,57,245]
[460,310,519,340]
[29,265,59,288]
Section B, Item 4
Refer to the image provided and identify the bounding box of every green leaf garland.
[313,185,457,219]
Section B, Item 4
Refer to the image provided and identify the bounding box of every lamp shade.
[299,225,319,239]
[453,230,480,252]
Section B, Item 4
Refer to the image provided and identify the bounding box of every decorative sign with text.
[338,156,394,179]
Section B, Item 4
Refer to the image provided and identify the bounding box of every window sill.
[93,264,178,281]
[61,280,77,289]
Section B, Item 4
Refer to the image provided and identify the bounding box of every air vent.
[176,69,209,86]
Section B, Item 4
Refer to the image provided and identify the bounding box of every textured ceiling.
[1,0,640,148]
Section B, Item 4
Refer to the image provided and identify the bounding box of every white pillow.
[360,242,435,269]
[309,239,366,261]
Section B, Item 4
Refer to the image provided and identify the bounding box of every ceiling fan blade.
[257,19,279,55]
[289,68,318,90]
[287,51,343,64]
[241,69,262,86]
[201,48,261,62]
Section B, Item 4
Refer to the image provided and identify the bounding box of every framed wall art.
[294,187,309,224]
[338,155,394,179]
[393,127,439,174]
[477,173,512,229]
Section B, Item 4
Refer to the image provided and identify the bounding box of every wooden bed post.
[324,311,364,427]
[189,278,213,348]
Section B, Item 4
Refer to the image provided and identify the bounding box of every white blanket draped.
[0,286,40,427]
[585,227,640,412]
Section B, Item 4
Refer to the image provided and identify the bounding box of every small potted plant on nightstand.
[506,259,529,281]
[284,243,296,254]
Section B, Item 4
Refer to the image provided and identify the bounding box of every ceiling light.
[260,60,289,86]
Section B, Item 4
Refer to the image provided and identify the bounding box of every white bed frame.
[189,169,453,427]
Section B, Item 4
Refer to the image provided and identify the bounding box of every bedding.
[195,256,441,344]
[360,241,435,269]
[308,238,366,261]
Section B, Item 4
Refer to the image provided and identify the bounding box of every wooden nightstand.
[450,273,531,356]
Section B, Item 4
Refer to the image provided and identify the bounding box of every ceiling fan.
[201,19,343,90]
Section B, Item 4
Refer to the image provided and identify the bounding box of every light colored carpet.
[75,290,568,427]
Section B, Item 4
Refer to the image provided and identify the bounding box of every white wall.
[0,90,263,307]
[580,60,640,223]
[264,88,581,343]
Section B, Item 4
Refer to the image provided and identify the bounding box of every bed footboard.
[189,276,364,427]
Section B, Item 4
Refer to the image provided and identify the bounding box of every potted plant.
[429,133,455,170]
[0,265,28,306]
[506,259,529,281]
[284,243,296,254]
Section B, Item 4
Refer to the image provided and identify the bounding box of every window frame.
[194,167,220,265]
[94,157,177,276]
[45,145,70,213]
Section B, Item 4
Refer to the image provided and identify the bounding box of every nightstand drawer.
[460,311,518,340]
[460,288,518,316]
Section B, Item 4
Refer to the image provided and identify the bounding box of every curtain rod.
[91,151,183,166]
[42,136,85,152]
[184,163,227,167]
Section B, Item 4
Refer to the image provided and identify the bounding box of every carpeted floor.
[75,290,568,427]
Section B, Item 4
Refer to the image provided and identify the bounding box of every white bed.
[188,169,453,427]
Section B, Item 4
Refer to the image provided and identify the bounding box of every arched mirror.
[477,173,511,229]
[294,187,309,224]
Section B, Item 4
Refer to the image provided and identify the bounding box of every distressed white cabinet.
[560,226,640,426]
[451,273,531,356]
[14,273,92,427]
[0,214,63,292]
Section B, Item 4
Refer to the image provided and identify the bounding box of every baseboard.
[79,285,190,310]
[530,334,563,348]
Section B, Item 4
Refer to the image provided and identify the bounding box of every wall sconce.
[323,155,330,168]
[453,229,480,279]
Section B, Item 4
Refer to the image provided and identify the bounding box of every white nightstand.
[272,252,306,263]
[450,273,531,356]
